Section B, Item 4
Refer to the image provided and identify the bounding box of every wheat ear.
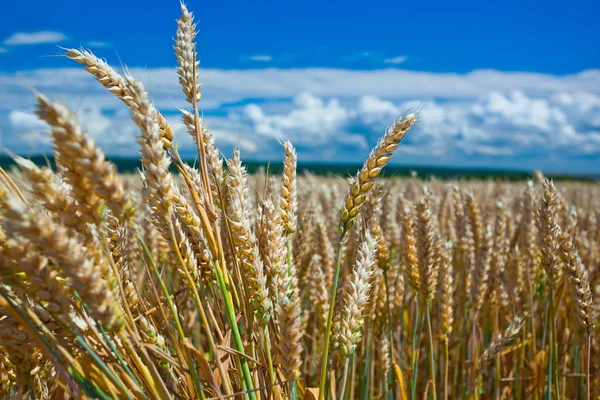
[225,150,271,323]
[65,48,175,148]
[35,94,134,223]
[175,2,201,104]
[537,178,561,283]
[440,242,454,339]
[339,114,416,235]
[558,228,596,335]
[415,194,441,302]
[280,140,298,234]
[0,195,123,331]
[333,231,378,359]
[399,197,421,292]
[476,315,525,375]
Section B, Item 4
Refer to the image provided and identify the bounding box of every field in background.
[0,155,597,182]
[2,165,599,399]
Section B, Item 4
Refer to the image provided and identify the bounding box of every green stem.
[213,261,256,400]
[444,338,449,400]
[168,219,232,397]
[338,358,351,400]
[426,301,437,400]
[74,334,133,400]
[97,325,147,399]
[138,236,205,400]
[318,237,345,400]
[69,291,139,400]
[71,290,148,398]
[264,328,276,397]
[291,383,299,400]
[586,333,591,400]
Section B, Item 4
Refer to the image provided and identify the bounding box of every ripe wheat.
[0,4,598,400]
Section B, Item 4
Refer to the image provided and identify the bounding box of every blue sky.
[1,0,600,174]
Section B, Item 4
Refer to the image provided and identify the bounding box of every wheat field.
[0,3,598,400]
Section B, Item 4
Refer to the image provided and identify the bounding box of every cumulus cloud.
[232,90,600,169]
[9,110,47,130]
[3,110,51,151]
[1,65,599,173]
[383,56,407,65]
[4,67,599,111]
[241,92,362,147]
[357,96,401,124]
[4,31,67,45]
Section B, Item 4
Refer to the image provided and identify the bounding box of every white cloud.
[175,67,600,106]
[1,64,600,173]
[242,92,356,146]
[249,55,272,62]
[231,89,600,169]
[383,56,407,65]
[4,31,67,45]
[4,110,51,151]
[0,47,7,54]
[4,66,599,114]
[9,110,47,130]
[358,96,400,124]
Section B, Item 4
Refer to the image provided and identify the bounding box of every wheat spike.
[175,3,201,104]
[476,315,525,374]
[537,178,561,283]
[226,150,271,323]
[65,48,175,148]
[333,231,378,359]
[558,228,596,335]
[339,114,416,235]
[440,242,454,338]
[0,195,123,331]
[415,193,441,302]
[35,94,135,223]
[280,141,298,234]
[399,197,421,293]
